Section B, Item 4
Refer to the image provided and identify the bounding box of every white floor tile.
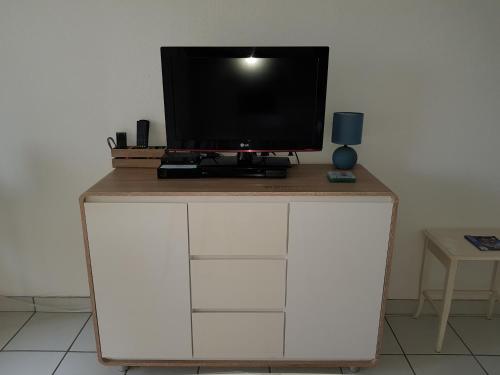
[0,351,63,375]
[450,317,500,355]
[70,318,96,352]
[343,355,412,374]
[387,316,468,354]
[271,367,340,373]
[4,312,90,351]
[128,367,199,374]
[408,355,485,375]
[381,321,402,354]
[0,311,33,348]
[54,352,121,375]
[199,368,268,374]
[476,356,500,374]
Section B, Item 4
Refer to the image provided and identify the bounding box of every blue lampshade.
[332,112,364,145]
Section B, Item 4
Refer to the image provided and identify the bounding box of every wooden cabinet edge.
[375,198,399,357]
[81,191,398,198]
[78,195,104,360]
[97,358,378,368]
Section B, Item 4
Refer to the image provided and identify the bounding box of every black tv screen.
[161,47,329,152]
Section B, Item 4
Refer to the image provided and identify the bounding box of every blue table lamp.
[331,112,364,170]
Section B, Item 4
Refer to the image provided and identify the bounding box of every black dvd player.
[157,152,201,178]
[199,156,289,178]
[157,163,202,178]
[157,155,290,179]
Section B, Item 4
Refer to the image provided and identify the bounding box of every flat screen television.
[161,47,329,153]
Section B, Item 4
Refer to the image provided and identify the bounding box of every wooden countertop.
[81,164,396,198]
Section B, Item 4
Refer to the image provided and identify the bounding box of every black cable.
[294,152,300,165]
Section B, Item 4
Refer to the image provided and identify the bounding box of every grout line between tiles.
[1,349,66,352]
[50,313,92,375]
[0,311,36,351]
[385,316,417,375]
[447,321,489,375]
[67,314,92,352]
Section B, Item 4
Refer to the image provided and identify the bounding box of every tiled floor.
[0,312,499,374]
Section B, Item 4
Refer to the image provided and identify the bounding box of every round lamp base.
[332,145,357,170]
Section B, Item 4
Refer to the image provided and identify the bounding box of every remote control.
[136,119,150,148]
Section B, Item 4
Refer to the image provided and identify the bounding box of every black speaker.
[137,119,150,148]
[116,132,127,149]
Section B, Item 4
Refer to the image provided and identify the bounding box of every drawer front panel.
[191,259,286,310]
[192,312,284,359]
[188,203,288,256]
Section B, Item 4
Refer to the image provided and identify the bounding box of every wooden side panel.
[191,260,286,310]
[192,312,284,359]
[285,200,393,360]
[188,203,288,256]
[85,202,192,360]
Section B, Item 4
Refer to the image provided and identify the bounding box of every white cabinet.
[81,165,397,368]
[84,203,192,360]
[285,200,393,360]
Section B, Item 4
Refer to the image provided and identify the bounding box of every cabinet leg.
[348,367,360,373]
[119,366,129,373]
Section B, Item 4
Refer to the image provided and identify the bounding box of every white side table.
[414,228,500,352]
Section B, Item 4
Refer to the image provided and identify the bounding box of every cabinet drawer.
[192,312,284,359]
[188,203,288,256]
[191,260,286,310]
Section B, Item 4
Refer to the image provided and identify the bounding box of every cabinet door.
[285,200,393,360]
[84,203,192,360]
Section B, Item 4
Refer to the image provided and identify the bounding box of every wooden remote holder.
[111,146,165,168]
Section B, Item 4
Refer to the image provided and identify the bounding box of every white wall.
[1,0,499,298]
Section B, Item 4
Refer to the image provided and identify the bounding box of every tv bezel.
[161,46,329,152]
